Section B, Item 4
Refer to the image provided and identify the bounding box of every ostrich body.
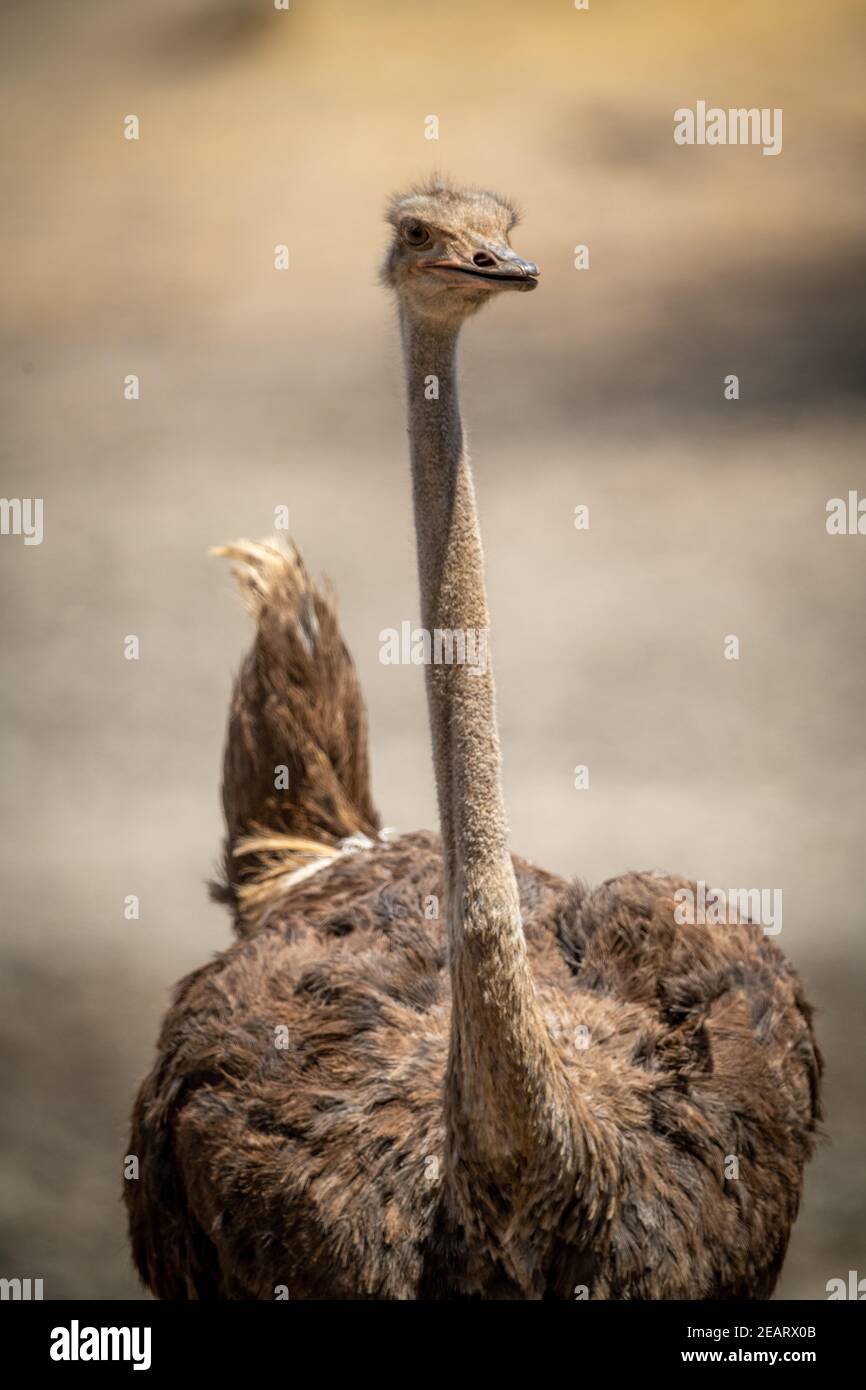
[126,182,820,1300]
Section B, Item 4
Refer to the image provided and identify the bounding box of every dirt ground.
[1,0,864,1298]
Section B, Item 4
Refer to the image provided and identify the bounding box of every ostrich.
[126,180,820,1299]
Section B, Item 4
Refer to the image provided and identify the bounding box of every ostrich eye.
[403,220,429,247]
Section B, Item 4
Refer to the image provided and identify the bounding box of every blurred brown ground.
[0,0,864,1298]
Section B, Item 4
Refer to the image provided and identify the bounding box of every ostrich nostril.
[472,251,497,268]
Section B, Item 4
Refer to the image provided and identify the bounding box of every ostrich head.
[382,179,539,326]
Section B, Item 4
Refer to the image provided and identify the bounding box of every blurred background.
[1,0,864,1298]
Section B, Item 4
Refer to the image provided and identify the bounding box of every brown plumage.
[126,182,821,1300]
[209,541,379,928]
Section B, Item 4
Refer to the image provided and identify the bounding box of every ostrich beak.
[427,243,540,291]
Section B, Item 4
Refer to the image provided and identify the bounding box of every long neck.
[400,308,575,1231]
